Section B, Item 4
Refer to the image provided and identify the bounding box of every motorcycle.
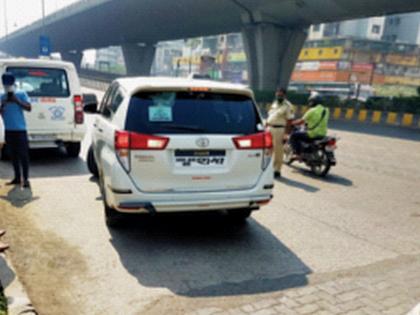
[284,127,338,177]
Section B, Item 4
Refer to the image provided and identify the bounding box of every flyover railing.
[79,69,115,91]
[79,70,420,129]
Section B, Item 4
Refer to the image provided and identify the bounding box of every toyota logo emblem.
[196,137,210,148]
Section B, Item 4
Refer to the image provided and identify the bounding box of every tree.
[417,86,420,96]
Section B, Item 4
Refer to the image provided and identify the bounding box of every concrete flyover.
[1,0,420,90]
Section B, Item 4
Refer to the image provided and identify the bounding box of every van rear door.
[6,67,75,134]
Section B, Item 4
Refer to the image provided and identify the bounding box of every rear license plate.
[174,150,226,168]
[30,134,57,141]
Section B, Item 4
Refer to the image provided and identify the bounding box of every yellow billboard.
[384,75,420,86]
[173,56,202,66]
[299,47,344,61]
[385,54,419,66]
[227,52,246,62]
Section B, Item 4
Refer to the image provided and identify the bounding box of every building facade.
[383,12,420,45]
[309,17,385,41]
[293,38,420,87]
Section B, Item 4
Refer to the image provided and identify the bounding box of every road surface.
[0,88,419,315]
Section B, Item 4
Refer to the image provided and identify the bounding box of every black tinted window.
[125,91,260,135]
[7,67,70,98]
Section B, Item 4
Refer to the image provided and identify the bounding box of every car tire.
[227,208,252,222]
[104,204,123,229]
[66,142,81,158]
[0,146,9,161]
[99,172,122,229]
[87,146,99,178]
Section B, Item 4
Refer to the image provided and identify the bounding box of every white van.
[0,58,86,157]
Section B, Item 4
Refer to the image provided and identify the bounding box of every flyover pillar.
[61,51,84,71]
[122,43,156,76]
[242,23,307,91]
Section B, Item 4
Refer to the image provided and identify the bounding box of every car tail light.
[73,95,84,124]
[115,131,169,172]
[130,133,169,150]
[233,131,273,170]
[233,131,273,150]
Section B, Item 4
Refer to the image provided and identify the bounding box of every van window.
[6,67,70,98]
[125,91,260,135]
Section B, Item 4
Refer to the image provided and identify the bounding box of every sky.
[0,0,80,38]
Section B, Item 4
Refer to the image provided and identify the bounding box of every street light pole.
[41,0,46,35]
[3,0,9,41]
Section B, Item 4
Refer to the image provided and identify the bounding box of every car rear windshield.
[6,67,70,98]
[125,91,260,135]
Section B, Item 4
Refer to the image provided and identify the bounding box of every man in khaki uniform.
[266,88,295,178]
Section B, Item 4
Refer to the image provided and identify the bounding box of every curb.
[0,254,37,315]
[291,105,420,129]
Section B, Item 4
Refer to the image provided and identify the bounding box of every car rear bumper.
[103,157,274,214]
[28,129,86,148]
[115,194,273,214]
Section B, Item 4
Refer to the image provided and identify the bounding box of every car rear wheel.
[227,208,252,222]
[99,172,122,228]
[0,146,9,161]
[66,142,81,158]
[104,204,123,228]
[87,146,99,178]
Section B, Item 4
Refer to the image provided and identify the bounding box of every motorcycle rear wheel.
[310,150,331,177]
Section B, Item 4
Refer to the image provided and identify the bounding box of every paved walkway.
[187,255,420,315]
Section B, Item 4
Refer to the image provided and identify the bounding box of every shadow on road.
[277,176,320,192]
[0,186,39,208]
[109,213,311,297]
[0,148,89,179]
[287,165,353,187]
[0,256,15,291]
[330,120,420,142]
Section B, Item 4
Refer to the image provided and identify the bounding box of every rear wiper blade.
[158,124,205,132]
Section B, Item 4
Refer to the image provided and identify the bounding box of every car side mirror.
[83,94,98,114]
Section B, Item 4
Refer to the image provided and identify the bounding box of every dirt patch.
[0,185,87,315]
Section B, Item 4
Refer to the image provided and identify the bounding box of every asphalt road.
[0,88,419,315]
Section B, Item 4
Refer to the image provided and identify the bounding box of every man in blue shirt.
[0,72,32,188]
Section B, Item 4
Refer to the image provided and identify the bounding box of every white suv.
[0,58,86,157]
[85,77,274,227]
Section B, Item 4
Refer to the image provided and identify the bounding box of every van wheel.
[87,146,99,178]
[105,204,123,229]
[227,208,252,222]
[0,146,9,161]
[99,172,122,228]
[66,142,81,158]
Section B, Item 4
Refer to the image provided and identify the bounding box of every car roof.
[115,77,254,98]
[0,58,75,70]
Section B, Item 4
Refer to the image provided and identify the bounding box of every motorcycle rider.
[290,93,330,157]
